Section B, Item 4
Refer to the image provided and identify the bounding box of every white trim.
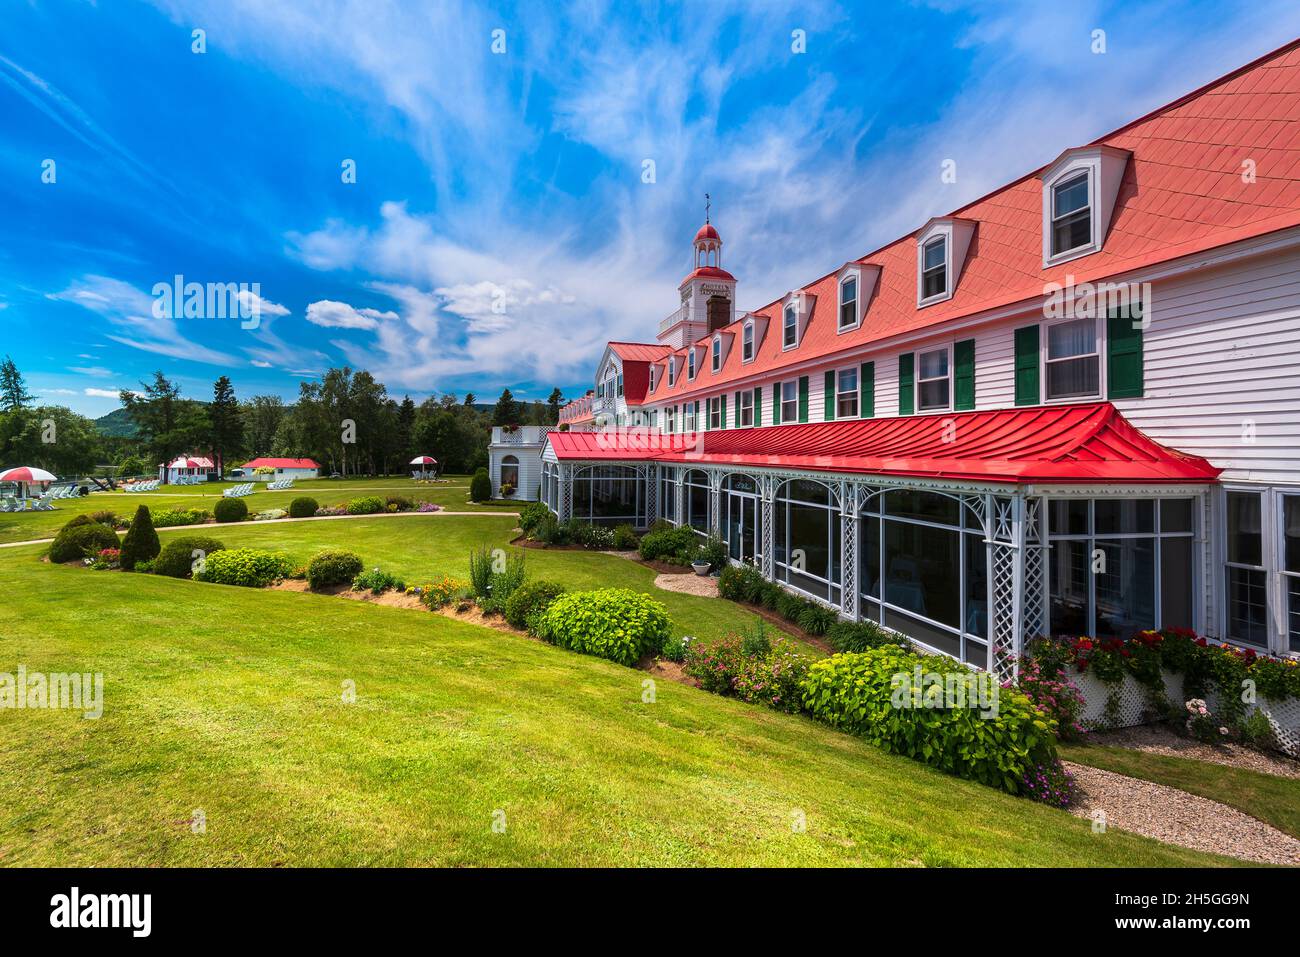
[1040,314,1105,403]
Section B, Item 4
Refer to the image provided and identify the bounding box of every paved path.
[0,509,520,549]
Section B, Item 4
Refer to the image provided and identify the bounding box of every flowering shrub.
[659,634,693,663]
[316,504,348,517]
[684,635,746,693]
[1183,698,1228,743]
[346,496,385,515]
[733,646,810,713]
[88,547,121,570]
[1020,760,1078,808]
[415,501,440,513]
[195,548,293,587]
[416,575,467,609]
[253,508,288,521]
[353,567,405,594]
[1012,655,1087,741]
[537,588,671,666]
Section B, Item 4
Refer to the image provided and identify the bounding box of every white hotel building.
[492,40,1300,675]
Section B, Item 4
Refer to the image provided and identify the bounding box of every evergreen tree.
[209,375,242,475]
[120,504,160,571]
[491,388,521,426]
[463,392,476,407]
[546,388,564,425]
[0,356,34,413]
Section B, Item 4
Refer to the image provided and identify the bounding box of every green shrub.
[695,534,728,572]
[134,558,155,574]
[776,592,808,623]
[196,548,293,588]
[638,524,697,562]
[734,645,811,713]
[797,602,837,636]
[660,634,692,663]
[467,545,526,612]
[759,582,784,611]
[684,635,746,693]
[718,563,767,603]
[571,522,614,550]
[801,647,1058,794]
[612,523,639,550]
[61,514,94,531]
[346,496,384,515]
[538,588,671,666]
[152,507,210,527]
[469,468,491,502]
[827,619,910,653]
[213,497,249,523]
[48,522,120,563]
[518,501,550,535]
[306,549,364,589]
[288,497,318,518]
[740,618,772,658]
[534,512,568,545]
[353,567,405,594]
[155,535,227,578]
[503,579,567,630]
[88,509,122,528]
[119,505,160,571]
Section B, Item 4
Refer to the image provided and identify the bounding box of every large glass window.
[685,469,709,535]
[917,348,950,411]
[836,368,858,418]
[839,276,857,328]
[571,465,645,526]
[723,474,761,564]
[1225,491,1267,646]
[667,357,676,386]
[1048,497,1197,639]
[781,380,798,422]
[1284,495,1300,652]
[859,490,986,665]
[774,480,840,605]
[1045,317,1100,399]
[921,237,946,300]
[1051,171,1091,257]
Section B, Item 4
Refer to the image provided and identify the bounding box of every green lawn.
[1060,742,1300,840]
[0,474,515,544]
[0,535,1233,867]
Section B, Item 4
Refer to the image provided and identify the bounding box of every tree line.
[0,355,566,478]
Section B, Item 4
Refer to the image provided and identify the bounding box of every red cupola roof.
[694,222,720,243]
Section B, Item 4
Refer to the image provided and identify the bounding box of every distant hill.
[94,408,137,437]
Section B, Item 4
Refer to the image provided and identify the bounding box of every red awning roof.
[544,403,1221,485]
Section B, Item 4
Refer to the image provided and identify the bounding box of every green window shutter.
[954,338,975,411]
[1013,325,1040,406]
[772,383,781,425]
[1107,305,1144,399]
[733,391,740,428]
[823,370,836,421]
[860,361,874,418]
[720,394,727,429]
[898,354,914,416]
[798,376,809,422]
[753,387,762,427]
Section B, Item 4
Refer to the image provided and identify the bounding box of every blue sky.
[3,0,1299,418]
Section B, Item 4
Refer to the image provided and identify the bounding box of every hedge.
[537,588,671,666]
[306,550,364,590]
[288,497,319,518]
[346,496,384,515]
[213,497,249,523]
[195,548,293,588]
[48,523,121,564]
[801,647,1057,794]
[154,536,227,578]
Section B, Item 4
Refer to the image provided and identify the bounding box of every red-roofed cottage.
[240,457,320,481]
[537,40,1300,673]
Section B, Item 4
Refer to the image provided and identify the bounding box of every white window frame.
[668,356,676,386]
[616,373,623,397]
[836,366,859,419]
[684,401,698,432]
[782,302,799,350]
[665,405,676,433]
[915,345,952,413]
[708,396,723,430]
[1042,160,1101,267]
[838,274,860,331]
[742,321,754,362]
[780,379,798,422]
[1221,486,1272,651]
[648,365,656,392]
[918,235,949,305]
[688,347,697,380]
[1049,169,1093,260]
[1041,315,1104,403]
[739,389,755,427]
[711,335,722,373]
[1276,488,1300,656]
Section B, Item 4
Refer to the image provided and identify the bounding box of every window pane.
[1045,356,1100,399]
[1049,539,1091,635]
[1094,537,1155,638]
[965,531,988,638]
[1053,173,1089,217]
[1095,498,1153,535]
[919,350,948,379]
[884,489,960,526]
[922,266,946,299]
[1161,498,1194,534]
[860,514,880,599]
[1047,318,1095,359]
[1049,499,1089,536]
[1226,567,1268,646]
[885,607,960,657]
[1052,210,1091,254]
[923,238,945,270]
[1226,492,1263,566]
[838,369,857,393]
[1288,577,1300,652]
[840,277,856,305]
[1160,536,1194,630]
[882,519,961,629]
[837,393,858,418]
[1285,496,1300,572]
[919,379,949,410]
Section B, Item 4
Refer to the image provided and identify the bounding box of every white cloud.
[235,288,290,318]
[68,365,114,377]
[250,359,273,368]
[305,299,397,330]
[40,388,78,396]
[84,387,126,398]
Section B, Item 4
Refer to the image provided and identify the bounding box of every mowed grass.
[0,538,1233,867]
[0,475,516,544]
[1060,742,1300,840]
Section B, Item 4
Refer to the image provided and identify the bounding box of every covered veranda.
[541,403,1221,677]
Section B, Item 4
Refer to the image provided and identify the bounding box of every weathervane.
[705,192,711,224]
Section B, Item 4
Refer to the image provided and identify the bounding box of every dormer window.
[839,276,857,329]
[688,347,697,379]
[649,365,656,392]
[921,237,946,300]
[1051,172,1091,257]
[668,356,676,386]
[742,321,754,361]
[711,335,722,372]
[782,303,798,348]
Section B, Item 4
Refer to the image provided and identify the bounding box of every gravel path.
[1065,762,1300,865]
[1085,725,1300,778]
[652,572,719,597]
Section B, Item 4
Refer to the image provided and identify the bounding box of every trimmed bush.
[120,505,161,571]
[288,496,318,518]
[518,501,550,536]
[827,619,911,653]
[155,535,227,579]
[718,563,767,604]
[48,522,120,563]
[801,647,1058,794]
[213,497,249,523]
[503,579,567,630]
[196,548,293,588]
[469,468,491,502]
[306,550,364,590]
[612,524,639,550]
[638,524,697,563]
[346,496,384,515]
[538,588,671,666]
[152,507,210,528]
[61,514,94,531]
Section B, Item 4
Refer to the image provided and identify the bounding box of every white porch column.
[840,480,858,621]
[985,492,1024,681]
[558,464,573,522]
[644,465,657,526]
[760,474,776,580]
[708,468,722,537]
[673,467,684,526]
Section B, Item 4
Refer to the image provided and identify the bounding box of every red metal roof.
[646,39,1300,405]
[241,457,320,469]
[607,341,671,362]
[544,403,1222,484]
